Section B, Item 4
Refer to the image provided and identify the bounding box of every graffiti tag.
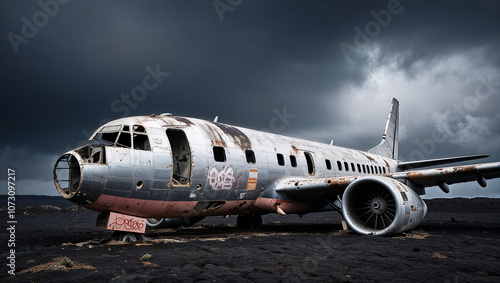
[107,212,146,233]
[208,167,236,190]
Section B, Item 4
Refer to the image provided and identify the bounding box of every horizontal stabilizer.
[398,154,490,170]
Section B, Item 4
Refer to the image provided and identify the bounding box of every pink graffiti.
[208,167,236,190]
[109,216,145,231]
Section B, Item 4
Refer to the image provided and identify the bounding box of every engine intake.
[342,176,427,236]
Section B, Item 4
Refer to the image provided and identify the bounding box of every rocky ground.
[1,197,500,282]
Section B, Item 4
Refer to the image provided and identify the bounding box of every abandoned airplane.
[53,98,500,240]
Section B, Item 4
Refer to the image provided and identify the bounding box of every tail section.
[368,98,399,160]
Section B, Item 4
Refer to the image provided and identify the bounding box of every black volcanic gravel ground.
[1,197,500,282]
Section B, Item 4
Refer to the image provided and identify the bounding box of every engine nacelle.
[342,176,427,236]
[146,217,205,229]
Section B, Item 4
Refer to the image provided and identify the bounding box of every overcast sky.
[1,0,499,198]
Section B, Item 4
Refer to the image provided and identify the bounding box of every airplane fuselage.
[55,98,500,236]
[54,114,399,219]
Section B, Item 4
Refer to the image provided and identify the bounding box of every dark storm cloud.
[1,0,500,196]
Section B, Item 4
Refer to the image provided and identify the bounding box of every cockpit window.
[90,125,149,150]
[133,125,150,150]
[133,125,146,133]
[90,126,121,146]
[89,125,150,150]
[100,125,122,133]
[116,131,132,148]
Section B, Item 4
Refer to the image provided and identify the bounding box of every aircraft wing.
[275,162,500,201]
[391,162,500,188]
[274,176,357,201]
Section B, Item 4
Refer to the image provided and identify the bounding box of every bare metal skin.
[54,98,500,236]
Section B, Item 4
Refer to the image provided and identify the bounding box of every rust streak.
[383,159,391,173]
[360,152,376,162]
[211,140,227,147]
[171,117,194,125]
[210,122,252,150]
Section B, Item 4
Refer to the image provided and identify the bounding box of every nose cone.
[53,151,84,199]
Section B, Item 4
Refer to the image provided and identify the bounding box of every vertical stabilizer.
[368,98,399,160]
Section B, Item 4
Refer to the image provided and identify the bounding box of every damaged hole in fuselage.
[136,181,144,189]
[53,153,81,198]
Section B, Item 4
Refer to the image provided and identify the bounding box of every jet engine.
[146,217,205,229]
[341,176,427,236]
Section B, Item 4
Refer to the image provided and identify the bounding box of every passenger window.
[383,167,387,174]
[290,155,297,167]
[213,146,226,162]
[337,161,342,171]
[246,150,256,164]
[357,164,361,172]
[371,165,374,174]
[362,164,366,174]
[351,163,355,172]
[344,162,349,172]
[325,159,332,170]
[277,153,285,166]
[375,166,379,174]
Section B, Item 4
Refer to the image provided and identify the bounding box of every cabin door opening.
[166,129,192,185]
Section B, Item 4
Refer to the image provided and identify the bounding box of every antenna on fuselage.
[213,116,219,122]
[330,140,334,145]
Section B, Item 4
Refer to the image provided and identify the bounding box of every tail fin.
[368,98,399,160]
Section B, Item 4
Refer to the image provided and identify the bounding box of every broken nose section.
[54,151,84,200]
[53,148,106,206]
